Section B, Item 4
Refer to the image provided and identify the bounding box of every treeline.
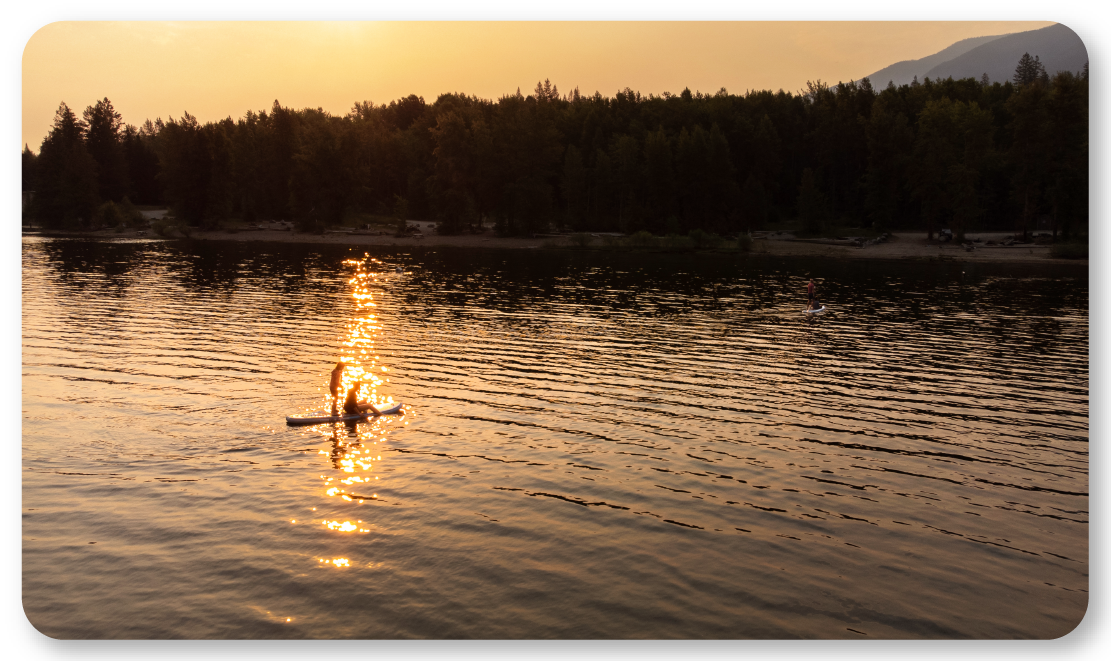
[22,54,1088,239]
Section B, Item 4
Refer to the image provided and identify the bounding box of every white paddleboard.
[804,306,827,315]
[286,401,403,426]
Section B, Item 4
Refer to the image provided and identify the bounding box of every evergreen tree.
[22,145,36,192]
[739,175,768,231]
[19,73,1086,240]
[30,102,99,227]
[863,103,912,230]
[676,126,710,230]
[561,144,587,230]
[643,128,674,231]
[123,123,161,205]
[950,101,994,240]
[612,134,642,232]
[591,149,616,230]
[83,98,130,202]
[1007,80,1050,241]
[289,109,359,232]
[911,98,959,239]
[157,112,214,226]
[797,168,827,234]
[1044,71,1088,239]
[1013,53,1048,87]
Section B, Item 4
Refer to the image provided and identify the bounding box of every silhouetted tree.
[83,98,130,203]
[863,102,912,230]
[157,112,217,227]
[23,67,1086,241]
[1007,80,1049,241]
[1044,71,1088,238]
[30,102,99,227]
[739,175,768,231]
[123,122,161,205]
[22,145,36,192]
[561,144,587,230]
[643,128,674,231]
[797,168,828,234]
[1013,53,1048,87]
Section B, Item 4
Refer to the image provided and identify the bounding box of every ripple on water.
[22,238,1087,639]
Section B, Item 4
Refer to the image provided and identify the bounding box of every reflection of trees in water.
[33,239,165,290]
[386,249,1086,362]
[31,239,351,306]
[29,239,1087,326]
[166,241,345,299]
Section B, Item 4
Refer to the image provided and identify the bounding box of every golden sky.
[22,21,1054,150]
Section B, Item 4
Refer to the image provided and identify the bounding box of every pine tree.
[83,98,130,202]
[561,144,587,230]
[1013,53,1048,86]
[22,145,36,192]
[1007,81,1050,241]
[1044,71,1088,239]
[642,129,674,231]
[30,102,99,227]
[591,149,616,230]
[123,123,161,205]
[797,168,828,234]
[739,175,768,231]
[910,98,959,240]
[863,103,912,231]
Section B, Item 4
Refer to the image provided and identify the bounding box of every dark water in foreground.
[22,237,1088,639]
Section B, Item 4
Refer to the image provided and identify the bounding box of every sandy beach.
[28,226,1084,265]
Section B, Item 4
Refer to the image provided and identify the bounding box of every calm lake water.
[22,236,1088,639]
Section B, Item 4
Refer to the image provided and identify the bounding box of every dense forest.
[22,54,1088,240]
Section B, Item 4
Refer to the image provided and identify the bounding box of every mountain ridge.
[861,23,1087,88]
[864,34,1006,88]
[925,23,1087,84]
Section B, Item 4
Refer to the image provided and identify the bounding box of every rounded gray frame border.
[6,5,1102,661]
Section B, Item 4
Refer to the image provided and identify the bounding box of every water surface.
[22,237,1088,638]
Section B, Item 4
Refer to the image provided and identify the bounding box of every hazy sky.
[22,21,1055,150]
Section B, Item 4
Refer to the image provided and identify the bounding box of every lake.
[21,236,1088,639]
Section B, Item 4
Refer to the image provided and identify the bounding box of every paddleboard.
[286,401,403,426]
[804,306,827,315]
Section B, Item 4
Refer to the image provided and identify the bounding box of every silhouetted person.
[807,279,817,310]
[329,360,345,415]
[343,381,381,417]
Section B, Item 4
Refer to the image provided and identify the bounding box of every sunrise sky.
[22,21,1056,151]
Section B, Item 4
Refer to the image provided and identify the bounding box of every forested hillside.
[22,57,1088,240]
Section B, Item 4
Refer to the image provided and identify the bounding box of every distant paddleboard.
[804,306,827,315]
[286,401,403,426]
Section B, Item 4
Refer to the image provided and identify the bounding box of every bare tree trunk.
[1021,190,1030,242]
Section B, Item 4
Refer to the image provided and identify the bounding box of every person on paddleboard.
[343,381,381,417]
[806,279,817,310]
[329,360,346,415]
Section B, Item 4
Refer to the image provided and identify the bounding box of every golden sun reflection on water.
[302,256,411,567]
[326,256,398,411]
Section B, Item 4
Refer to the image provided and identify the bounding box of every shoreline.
[23,228,1086,265]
